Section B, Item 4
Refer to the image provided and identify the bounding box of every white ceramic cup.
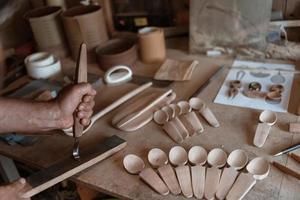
[25,52,55,67]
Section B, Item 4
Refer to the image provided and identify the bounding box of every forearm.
[0,98,63,134]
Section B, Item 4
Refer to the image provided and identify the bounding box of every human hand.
[0,178,30,200]
[55,83,97,129]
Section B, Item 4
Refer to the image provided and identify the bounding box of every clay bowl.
[188,146,208,165]
[169,104,181,117]
[207,148,227,168]
[153,110,169,125]
[148,148,168,168]
[161,106,175,119]
[189,97,205,111]
[246,157,270,180]
[259,110,277,125]
[123,154,145,174]
[177,101,192,114]
[169,146,188,166]
[227,149,248,170]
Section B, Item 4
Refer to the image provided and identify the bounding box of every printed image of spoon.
[271,69,285,84]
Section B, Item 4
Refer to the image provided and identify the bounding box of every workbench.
[0,39,299,199]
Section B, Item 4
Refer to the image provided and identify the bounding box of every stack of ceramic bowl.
[24,52,61,79]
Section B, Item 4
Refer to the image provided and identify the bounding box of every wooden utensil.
[253,110,277,147]
[273,152,300,179]
[169,104,181,116]
[216,149,248,200]
[148,148,181,195]
[168,104,189,139]
[189,97,220,128]
[116,89,173,128]
[289,123,300,134]
[227,157,270,200]
[188,146,207,199]
[123,154,169,195]
[205,148,227,200]
[153,110,184,143]
[169,146,193,198]
[177,101,204,136]
[63,82,153,136]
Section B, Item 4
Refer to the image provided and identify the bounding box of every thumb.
[10,178,26,192]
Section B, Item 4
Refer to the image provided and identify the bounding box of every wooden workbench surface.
[0,47,299,199]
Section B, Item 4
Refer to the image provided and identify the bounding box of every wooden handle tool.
[73,43,88,160]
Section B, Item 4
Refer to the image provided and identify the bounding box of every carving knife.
[73,43,87,160]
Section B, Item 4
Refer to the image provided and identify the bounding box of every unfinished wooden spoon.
[123,154,169,195]
[169,104,181,116]
[188,146,207,199]
[227,157,269,200]
[169,146,193,198]
[205,148,227,200]
[253,110,277,147]
[162,106,175,119]
[216,149,248,200]
[177,101,192,114]
[153,110,169,125]
[148,148,181,195]
[189,97,220,128]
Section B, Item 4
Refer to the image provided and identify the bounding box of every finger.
[83,95,95,103]
[8,178,26,192]
[78,101,95,112]
[77,111,93,119]
[78,83,97,96]
[80,118,91,126]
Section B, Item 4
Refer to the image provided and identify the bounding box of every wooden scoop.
[216,149,248,200]
[253,110,277,147]
[162,106,175,119]
[169,104,181,116]
[148,148,181,195]
[153,110,184,143]
[189,97,220,128]
[169,146,193,198]
[123,154,169,195]
[205,148,227,200]
[227,157,269,200]
[188,146,207,199]
[178,101,204,136]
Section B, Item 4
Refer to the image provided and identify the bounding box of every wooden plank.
[22,135,126,198]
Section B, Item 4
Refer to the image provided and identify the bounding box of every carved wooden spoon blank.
[216,149,248,200]
[123,154,169,195]
[253,110,277,147]
[148,148,181,195]
[188,146,207,199]
[189,97,220,128]
[169,146,193,198]
[205,148,227,200]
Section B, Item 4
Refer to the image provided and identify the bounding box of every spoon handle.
[199,105,220,128]
[204,167,222,200]
[175,165,193,198]
[139,168,169,195]
[216,167,239,200]
[157,164,181,195]
[191,165,206,199]
[253,123,271,147]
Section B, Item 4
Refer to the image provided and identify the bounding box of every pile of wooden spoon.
[153,97,219,143]
[123,146,270,200]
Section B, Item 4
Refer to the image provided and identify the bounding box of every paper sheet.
[214,60,295,112]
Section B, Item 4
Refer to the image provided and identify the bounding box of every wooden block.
[216,167,239,200]
[139,168,170,195]
[289,123,300,133]
[191,165,206,199]
[204,167,222,200]
[22,135,126,198]
[157,164,181,195]
[226,172,256,200]
[175,165,193,198]
[253,123,271,147]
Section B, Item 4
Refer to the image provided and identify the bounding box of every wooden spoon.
[153,110,184,143]
[189,97,220,128]
[178,101,204,136]
[227,157,269,200]
[123,154,169,195]
[205,148,227,200]
[169,146,193,198]
[148,148,181,195]
[188,146,208,199]
[169,104,181,116]
[253,110,277,147]
[216,149,248,200]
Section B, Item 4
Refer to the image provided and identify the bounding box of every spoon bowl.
[169,104,181,117]
[207,148,227,168]
[227,149,248,170]
[161,106,175,119]
[169,146,188,166]
[148,148,168,168]
[188,146,207,165]
[189,97,205,111]
[259,110,277,125]
[246,157,270,180]
[177,101,192,114]
[123,154,145,174]
[153,110,169,125]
